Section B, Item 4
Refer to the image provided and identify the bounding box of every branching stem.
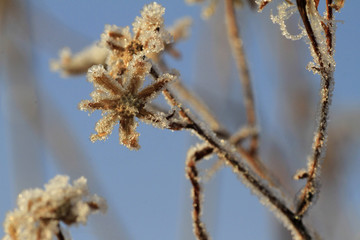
[157,59,223,133]
[151,66,313,240]
[295,0,335,217]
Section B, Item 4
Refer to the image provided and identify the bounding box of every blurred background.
[1,0,360,239]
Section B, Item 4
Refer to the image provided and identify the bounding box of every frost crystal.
[305,1,336,73]
[2,175,107,240]
[132,2,172,54]
[79,3,178,150]
[270,2,306,41]
[270,1,336,75]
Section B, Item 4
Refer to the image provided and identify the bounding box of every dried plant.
[2,0,355,240]
[2,175,106,240]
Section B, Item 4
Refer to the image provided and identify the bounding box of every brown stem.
[225,0,259,157]
[151,66,313,239]
[153,66,272,183]
[186,145,214,240]
[295,0,335,217]
[187,119,312,240]
[55,224,65,240]
[325,0,334,53]
[157,58,223,132]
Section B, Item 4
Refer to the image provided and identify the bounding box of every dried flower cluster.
[78,3,178,150]
[18,1,344,240]
[2,175,106,240]
[51,17,192,76]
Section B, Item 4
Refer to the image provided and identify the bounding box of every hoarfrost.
[2,175,107,240]
[132,2,172,55]
[270,2,306,41]
[100,25,132,50]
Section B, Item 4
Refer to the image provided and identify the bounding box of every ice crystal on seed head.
[51,4,191,76]
[132,2,172,55]
[270,0,336,75]
[2,175,106,240]
[79,63,177,150]
[79,2,178,150]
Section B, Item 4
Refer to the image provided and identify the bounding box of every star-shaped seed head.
[79,3,177,150]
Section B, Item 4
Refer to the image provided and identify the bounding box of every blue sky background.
[1,0,360,239]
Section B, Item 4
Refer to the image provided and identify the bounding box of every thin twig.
[173,80,223,131]
[186,115,312,240]
[154,64,274,183]
[186,144,214,240]
[295,0,335,218]
[225,0,259,157]
[157,59,223,133]
[55,224,65,240]
[156,58,272,180]
[323,0,334,55]
[205,126,277,185]
[151,67,313,240]
[225,0,273,185]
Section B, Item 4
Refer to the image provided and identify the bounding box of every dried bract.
[79,3,177,150]
[2,175,107,240]
[149,17,193,61]
[50,44,108,77]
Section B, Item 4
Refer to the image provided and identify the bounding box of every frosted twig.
[295,0,335,218]
[322,0,334,55]
[185,113,312,240]
[186,144,214,240]
[157,59,224,133]
[150,66,313,240]
[155,58,272,182]
[225,0,260,157]
[173,80,224,132]
[204,126,276,185]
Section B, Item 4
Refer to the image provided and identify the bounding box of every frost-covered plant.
[2,175,106,240]
[264,0,340,218]
[78,3,179,150]
[51,16,192,76]
[47,1,345,240]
